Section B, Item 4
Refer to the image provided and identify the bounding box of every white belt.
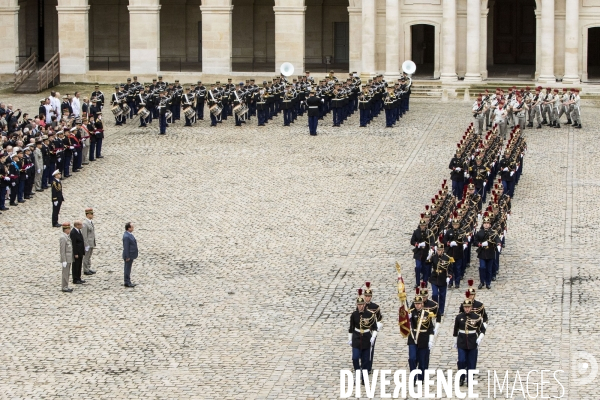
[355,328,372,333]
[309,106,319,108]
[458,330,477,334]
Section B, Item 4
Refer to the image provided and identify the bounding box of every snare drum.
[121,103,131,116]
[138,107,151,119]
[210,104,222,116]
[111,105,123,117]
[184,107,196,119]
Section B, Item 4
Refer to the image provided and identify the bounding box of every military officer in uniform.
[444,218,465,288]
[460,280,489,330]
[453,298,486,386]
[158,90,169,135]
[306,90,321,136]
[348,289,378,380]
[429,243,453,317]
[90,85,105,110]
[51,170,64,227]
[363,282,382,373]
[407,293,435,383]
[59,222,74,293]
[449,147,467,200]
[474,216,501,289]
[195,81,206,120]
[414,283,441,335]
[410,217,433,288]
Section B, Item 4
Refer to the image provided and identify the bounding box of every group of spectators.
[0,90,106,212]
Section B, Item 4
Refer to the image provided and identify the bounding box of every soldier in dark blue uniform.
[410,217,434,288]
[158,91,169,135]
[348,289,378,381]
[306,90,321,136]
[429,242,453,317]
[474,216,501,289]
[195,81,206,120]
[407,293,435,383]
[363,282,382,373]
[460,280,489,331]
[51,169,64,227]
[444,218,465,288]
[358,86,371,127]
[453,298,486,386]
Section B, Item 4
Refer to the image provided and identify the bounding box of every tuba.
[280,62,294,77]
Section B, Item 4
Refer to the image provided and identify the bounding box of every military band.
[103,71,414,136]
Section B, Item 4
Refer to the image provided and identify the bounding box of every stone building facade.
[1,0,599,83]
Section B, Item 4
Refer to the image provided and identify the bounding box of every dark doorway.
[38,0,45,61]
[588,27,600,79]
[493,0,535,64]
[334,22,349,63]
[411,24,434,78]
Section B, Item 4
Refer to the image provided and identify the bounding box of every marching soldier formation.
[107,71,412,136]
[472,86,582,133]
[349,121,526,387]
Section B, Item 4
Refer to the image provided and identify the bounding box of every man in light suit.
[70,220,86,284]
[122,222,138,288]
[59,222,74,292]
[82,208,97,275]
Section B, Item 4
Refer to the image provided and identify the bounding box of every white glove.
[510,171,514,176]
[463,243,468,250]
[497,245,501,252]
[11,182,15,187]
[37,169,40,174]
[428,336,434,350]
[481,241,489,247]
[504,229,507,237]
[376,321,383,331]
[370,331,378,345]
[483,322,488,330]
[3,177,9,181]
[453,337,457,349]
[476,333,485,345]
[464,173,470,178]
[418,242,426,248]
[70,146,74,150]
[54,201,58,206]
[507,214,510,220]
[467,235,472,242]
[85,246,90,252]
[503,167,509,172]
[62,262,67,268]
[446,277,450,284]
[483,182,487,186]
[348,333,352,346]
[74,152,78,156]
[434,322,440,336]
[455,167,461,172]
[450,241,457,247]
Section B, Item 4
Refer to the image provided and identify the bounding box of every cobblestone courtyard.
[0,86,598,399]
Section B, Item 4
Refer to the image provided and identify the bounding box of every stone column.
[348,6,361,74]
[563,0,579,83]
[273,3,306,74]
[128,0,161,75]
[538,0,555,83]
[441,0,457,82]
[385,0,400,80]
[464,0,481,81]
[0,0,20,74]
[361,0,376,77]
[56,0,89,76]
[200,3,233,74]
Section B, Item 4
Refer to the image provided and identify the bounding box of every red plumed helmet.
[468,279,474,286]
[425,205,429,210]
[416,287,420,295]
[420,281,427,289]
[365,282,371,289]
[443,179,447,185]
[358,288,363,296]
[483,211,489,217]
[469,178,474,184]
[465,290,471,298]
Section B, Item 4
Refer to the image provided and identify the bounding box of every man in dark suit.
[122,222,138,287]
[70,220,86,284]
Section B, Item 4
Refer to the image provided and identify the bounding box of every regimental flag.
[395,262,411,338]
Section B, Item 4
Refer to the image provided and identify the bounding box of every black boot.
[527,122,533,127]
[555,123,561,128]
[575,123,582,129]
[478,283,484,289]
[536,124,542,129]
[566,119,572,125]
[542,119,548,125]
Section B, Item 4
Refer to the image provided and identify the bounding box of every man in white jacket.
[72,92,81,118]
